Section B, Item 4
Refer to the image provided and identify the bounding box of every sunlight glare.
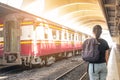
[0,0,8,4]
[23,0,44,16]
[44,9,59,21]
[0,0,23,9]
[32,31,38,56]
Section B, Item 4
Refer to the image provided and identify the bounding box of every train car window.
[75,33,78,41]
[82,34,87,42]
[74,33,77,41]
[48,28,53,40]
[76,34,78,41]
[69,33,71,41]
[59,30,61,40]
[78,34,82,41]
[0,29,3,37]
[61,29,65,41]
[44,23,53,40]
[72,34,74,41]
[64,32,67,40]
[35,26,45,40]
[0,28,3,42]
[52,29,60,40]
[63,30,69,41]
[44,28,48,39]
[69,33,72,41]
[56,30,59,40]
[44,27,52,40]
[52,29,56,40]
[74,33,76,41]
[66,30,69,41]
[79,33,82,41]
[21,25,34,40]
[76,34,79,41]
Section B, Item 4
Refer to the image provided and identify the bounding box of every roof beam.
[104,4,115,8]
[108,21,114,24]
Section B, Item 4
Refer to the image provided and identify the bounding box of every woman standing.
[88,25,110,80]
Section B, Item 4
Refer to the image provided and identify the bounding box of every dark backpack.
[81,38,100,63]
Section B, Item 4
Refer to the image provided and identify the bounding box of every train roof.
[0,2,83,34]
[0,2,43,23]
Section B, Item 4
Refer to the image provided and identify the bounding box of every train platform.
[107,44,120,80]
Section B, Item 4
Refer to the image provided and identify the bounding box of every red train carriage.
[0,18,84,66]
[0,3,87,67]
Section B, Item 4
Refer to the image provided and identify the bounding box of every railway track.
[0,65,9,69]
[0,56,89,80]
[0,65,24,76]
[54,61,89,80]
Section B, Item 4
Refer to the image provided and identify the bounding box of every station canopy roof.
[0,0,113,37]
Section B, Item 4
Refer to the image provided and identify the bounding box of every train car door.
[3,16,21,65]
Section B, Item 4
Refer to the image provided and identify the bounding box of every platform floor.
[107,45,120,80]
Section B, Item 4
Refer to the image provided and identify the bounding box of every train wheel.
[63,52,67,58]
[67,52,73,57]
[74,50,79,55]
[58,53,63,60]
[45,56,55,66]
[22,62,33,70]
[39,58,45,66]
[28,63,33,69]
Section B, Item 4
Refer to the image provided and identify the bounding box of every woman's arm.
[105,49,110,65]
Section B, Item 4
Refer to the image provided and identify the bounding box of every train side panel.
[20,24,82,57]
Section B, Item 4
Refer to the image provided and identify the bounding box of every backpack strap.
[88,63,95,73]
[93,64,95,73]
